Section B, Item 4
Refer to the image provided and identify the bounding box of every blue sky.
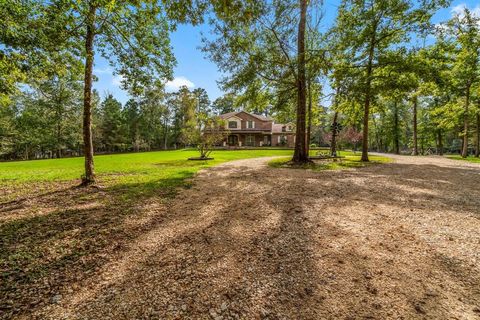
[93,0,480,105]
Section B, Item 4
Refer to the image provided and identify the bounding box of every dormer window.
[228,121,237,129]
[282,126,286,132]
[247,120,255,129]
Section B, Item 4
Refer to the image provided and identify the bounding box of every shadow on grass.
[269,156,391,171]
[0,171,194,319]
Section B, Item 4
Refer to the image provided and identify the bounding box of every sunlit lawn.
[0,149,294,202]
[447,155,480,163]
[0,148,393,203]
[269,150,392,171]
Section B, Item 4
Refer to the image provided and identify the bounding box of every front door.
[263,135,271,146]
[228,135,238,146]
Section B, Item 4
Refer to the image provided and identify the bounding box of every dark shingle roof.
[218,111,272,122]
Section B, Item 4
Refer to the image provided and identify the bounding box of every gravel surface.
[32,155,480,319]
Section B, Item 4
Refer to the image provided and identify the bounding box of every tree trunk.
[461,85,470,158]
[81,4,96,185]
[292,0,308,163]
[475,111,479,157]
[56,114,62,158]
[306,77,312,156]
[163,116,168,150]
[361,86,371,161]
[412,96,418,156]
[437,130,443,156]
[330,111,338,157]
[393,101,399,154]
[361,29,375,162]
[55,94,63,158]
[371,113,381,152]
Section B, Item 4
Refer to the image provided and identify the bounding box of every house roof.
[218,111,239,120]
[219,111,273,122]
[272,123,295,133]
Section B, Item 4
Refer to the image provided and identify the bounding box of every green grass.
[0,149,287,181]
[0,149,294,202]
[0,149,295,182]
[268,150,392,171]
[447,155,480,163]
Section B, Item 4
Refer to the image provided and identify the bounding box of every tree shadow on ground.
[38,160,480,319]
[0,171,194,319]
[2,160,480,319]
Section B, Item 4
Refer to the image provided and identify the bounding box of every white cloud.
[451,3,480,18]
[112,74,124,87]
[165,76,195,91]
[452,4,466,16]
[474,6,480,17]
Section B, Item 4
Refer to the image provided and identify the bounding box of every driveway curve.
[39,155,480,320]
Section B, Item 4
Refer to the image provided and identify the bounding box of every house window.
[228,121,237,129]
[246,135,255,146]
[282,126,286,132]
[247,120,255,129]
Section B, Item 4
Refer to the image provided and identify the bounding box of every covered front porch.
[224,133,271,147]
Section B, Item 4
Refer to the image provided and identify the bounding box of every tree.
[123,98,141,151]
[211,93,237,115]
[99,94,124,152]
[204,0,328,164]
[138,85,167,150]
[445,8,480,157]
[0,102,17,158]
[476,105,480,157]
[0,0,54,105]
[182,113,228,159]
[292,0,308,163]
[40,0,176,184]
[192,88,211,114]
[341,126,362,153]
[332,0,447,161]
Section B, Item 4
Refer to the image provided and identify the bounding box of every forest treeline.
[1,0,480,182]
[0,84,237,160]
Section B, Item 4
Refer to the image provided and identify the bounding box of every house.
[218,111,295,147]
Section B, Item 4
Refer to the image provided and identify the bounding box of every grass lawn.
[0,149,293,203]
[268,150,392,170]
[446,154,480,163]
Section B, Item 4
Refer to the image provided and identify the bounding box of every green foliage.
[181,114,228,158]
[203,0,325,119]
[211,93,238,115]
[98,94,125,151]
[3,0,480,162]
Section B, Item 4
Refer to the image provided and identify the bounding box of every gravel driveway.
[37,155,480,319]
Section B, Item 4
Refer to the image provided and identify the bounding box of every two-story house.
[218,111,295,147]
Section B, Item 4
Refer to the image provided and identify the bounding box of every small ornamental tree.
[182,113,228,159]
[340,127,363,153]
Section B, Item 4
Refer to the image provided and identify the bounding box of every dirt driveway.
[36,155,480,319]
